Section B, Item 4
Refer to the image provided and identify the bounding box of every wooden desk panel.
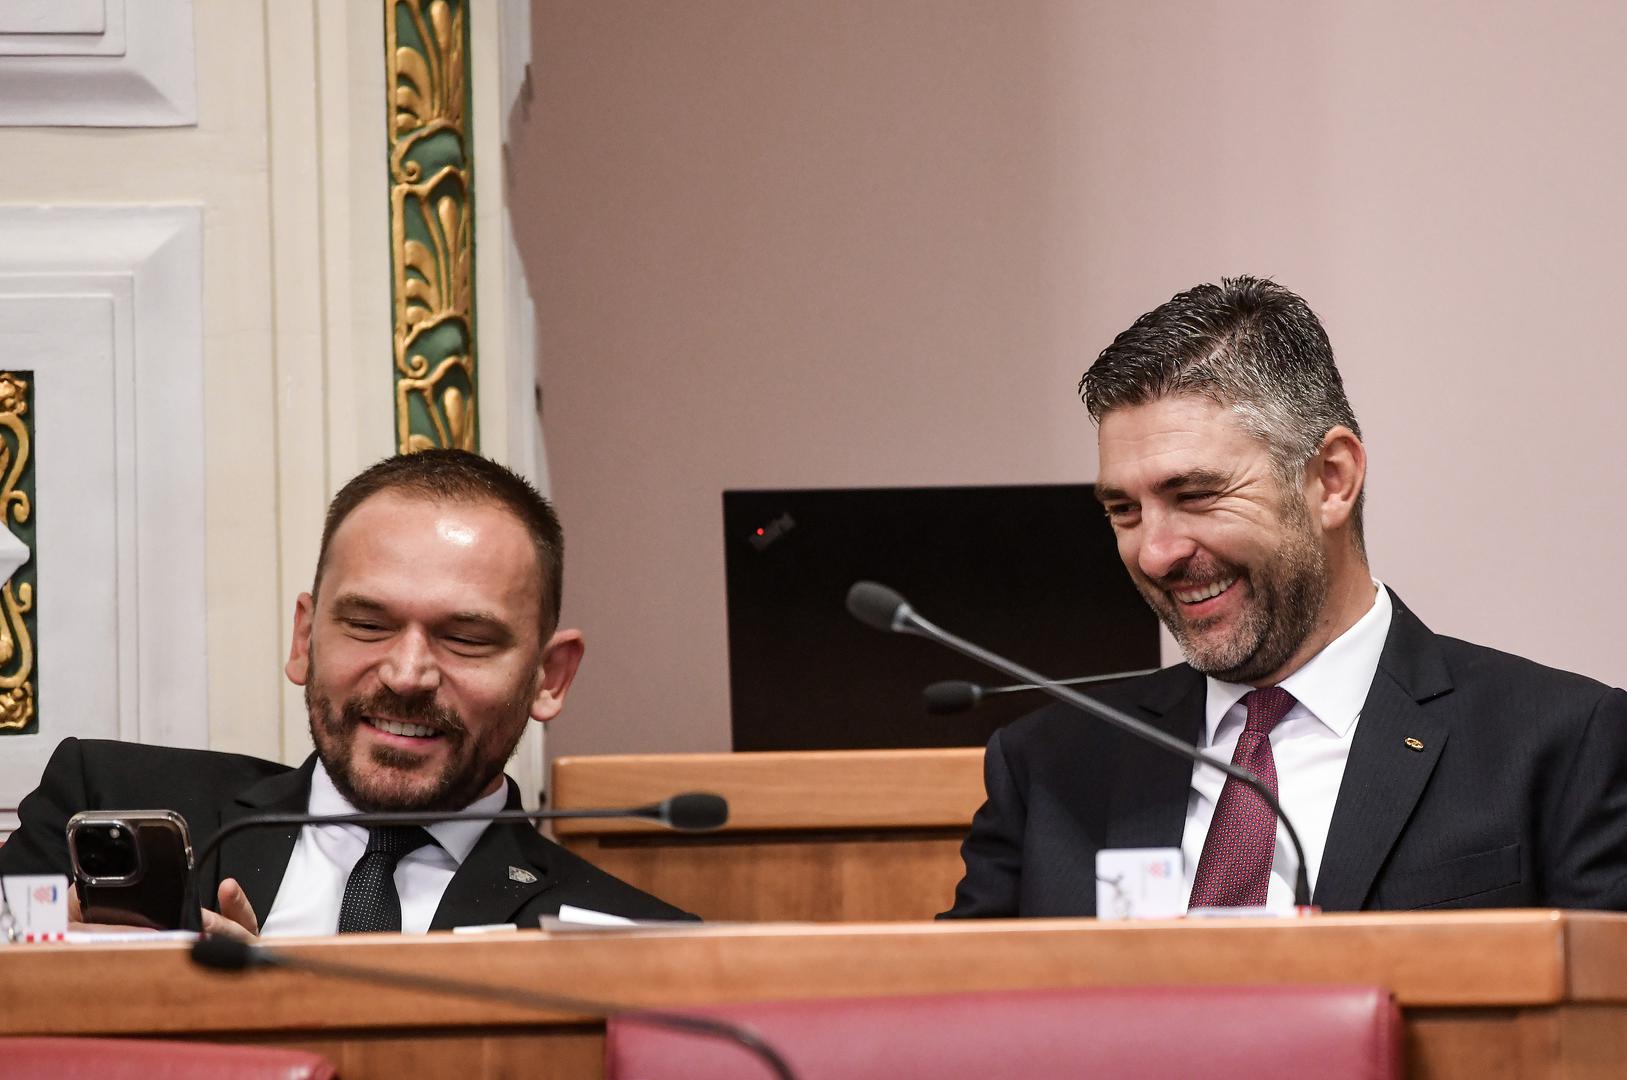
[551,749,983,921]
[5,913,1627,1078]
[566,830,967,922]
[551,749,986,834]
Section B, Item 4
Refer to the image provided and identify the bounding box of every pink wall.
[509,1,1627,760]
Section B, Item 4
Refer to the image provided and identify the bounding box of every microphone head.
[659,792,729,831]
[922,680,983,715]
[846,581,910,632]
[190,937,266,972]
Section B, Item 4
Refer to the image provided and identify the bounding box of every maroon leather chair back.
[606,984,1403,1080]
[0,1037,338,1080]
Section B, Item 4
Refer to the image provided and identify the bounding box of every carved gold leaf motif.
[387,0,477,454]
[0,371,37,733]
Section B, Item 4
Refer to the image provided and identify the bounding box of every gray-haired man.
[944,277,1627,917]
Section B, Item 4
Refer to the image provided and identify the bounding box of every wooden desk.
[551,749,985,921]
[4,912,1626,1078]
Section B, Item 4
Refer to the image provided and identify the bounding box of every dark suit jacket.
[943,591,1627,917]
[0,738,692,928]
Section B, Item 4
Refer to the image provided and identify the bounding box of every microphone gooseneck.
[188,939,797,1080]
[192,794,730,889]
[187,794,730,934]
[851,579,1313,908]
[922,669,1163,715]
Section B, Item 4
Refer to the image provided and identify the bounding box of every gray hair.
[1079,276,1365,547]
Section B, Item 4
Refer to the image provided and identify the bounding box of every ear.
[529,628,585,724]
[285,592,315,686]
[1307,426,1366,533]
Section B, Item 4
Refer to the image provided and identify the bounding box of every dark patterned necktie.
[336,826,435,933]
[1188,686,1297,908]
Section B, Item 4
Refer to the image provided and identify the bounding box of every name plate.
[1095,848,1185,920]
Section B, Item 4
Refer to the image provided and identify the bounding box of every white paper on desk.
[2,874,68,935]
[62,930,199,944]
[1095,848,1185,921]
[539,906,702,933]
[553,904,636,926]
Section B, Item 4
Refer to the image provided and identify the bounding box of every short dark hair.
[1079,276,1365,547]
[312,450,565,634]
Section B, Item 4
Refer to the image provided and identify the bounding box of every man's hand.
[66,885,150,934]
[67,879,261,940]
[201,878,260,943]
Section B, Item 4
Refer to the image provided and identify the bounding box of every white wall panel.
[0,206,205,827]
[0,0,195,125]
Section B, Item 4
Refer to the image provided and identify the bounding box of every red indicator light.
[755,528,765,536]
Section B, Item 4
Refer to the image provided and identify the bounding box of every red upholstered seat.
[0,1037,337,1080]
[605,984,1403,1080]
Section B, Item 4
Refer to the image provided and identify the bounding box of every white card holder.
[1095,848,1185,920]
[1,874,70,942]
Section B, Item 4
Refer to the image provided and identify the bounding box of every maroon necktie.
[1188,686,1297,908]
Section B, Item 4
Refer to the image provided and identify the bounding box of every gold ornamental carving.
[388,0,478,453]
[0,372,36,733]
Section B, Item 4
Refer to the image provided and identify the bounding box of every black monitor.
[723,484,1162,752]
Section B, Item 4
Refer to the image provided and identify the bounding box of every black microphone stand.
[850,581,1312,908]
[186,796,728,933]
[924,668,1161,714]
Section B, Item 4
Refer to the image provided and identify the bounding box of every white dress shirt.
[1179,582,1392,911]
[258,762,508,936]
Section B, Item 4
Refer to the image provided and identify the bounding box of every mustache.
[1151,560,1238,592]
[341,687,466,735]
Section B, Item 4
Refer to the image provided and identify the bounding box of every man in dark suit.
[944,277,1627,917]
[0,450,688,933]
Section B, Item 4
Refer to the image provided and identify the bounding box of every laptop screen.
[723,484,1161,751]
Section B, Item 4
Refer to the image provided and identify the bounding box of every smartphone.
[67,810,196,930]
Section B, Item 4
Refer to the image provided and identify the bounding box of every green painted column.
[387,0,478,453]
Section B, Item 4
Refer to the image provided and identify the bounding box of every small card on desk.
[1095,848,1185,921]
[2,874,69,939]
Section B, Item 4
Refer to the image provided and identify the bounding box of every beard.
[1134,500,1329,685]
[305,678,529,813]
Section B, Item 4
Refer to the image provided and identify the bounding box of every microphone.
[194,792,728,876]
[847,581,1312,908]
[923,669,1160,715]
[191,937,796,1080]
[186,793,730,930]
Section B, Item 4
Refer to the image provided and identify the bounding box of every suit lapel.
[1107,668,1206,851]
[430,779,559,931]
[1313,593,1453,910]
[211,757,314,922]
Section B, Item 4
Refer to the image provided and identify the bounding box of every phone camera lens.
[77,823,140,880]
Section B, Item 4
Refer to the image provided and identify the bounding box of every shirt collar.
[307,759,510,866]
[1202,581,1392,745]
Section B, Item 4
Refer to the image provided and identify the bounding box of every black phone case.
[77,819,192,930]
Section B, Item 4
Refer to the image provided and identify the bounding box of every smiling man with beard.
[943,277,1627,917]
[1,450,690,936]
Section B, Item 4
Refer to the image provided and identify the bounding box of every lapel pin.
[508,866,538,884]
[1404,737,1424,752]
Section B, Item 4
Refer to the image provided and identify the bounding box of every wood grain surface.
[550,748,984,921]
[550,748,985,834]
[6,913,1626,1078]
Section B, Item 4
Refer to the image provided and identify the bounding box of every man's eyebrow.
[443,611,510,631]
[330,594,387,614]
[1152,469,1231,495]
[1094,469,1233,504]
